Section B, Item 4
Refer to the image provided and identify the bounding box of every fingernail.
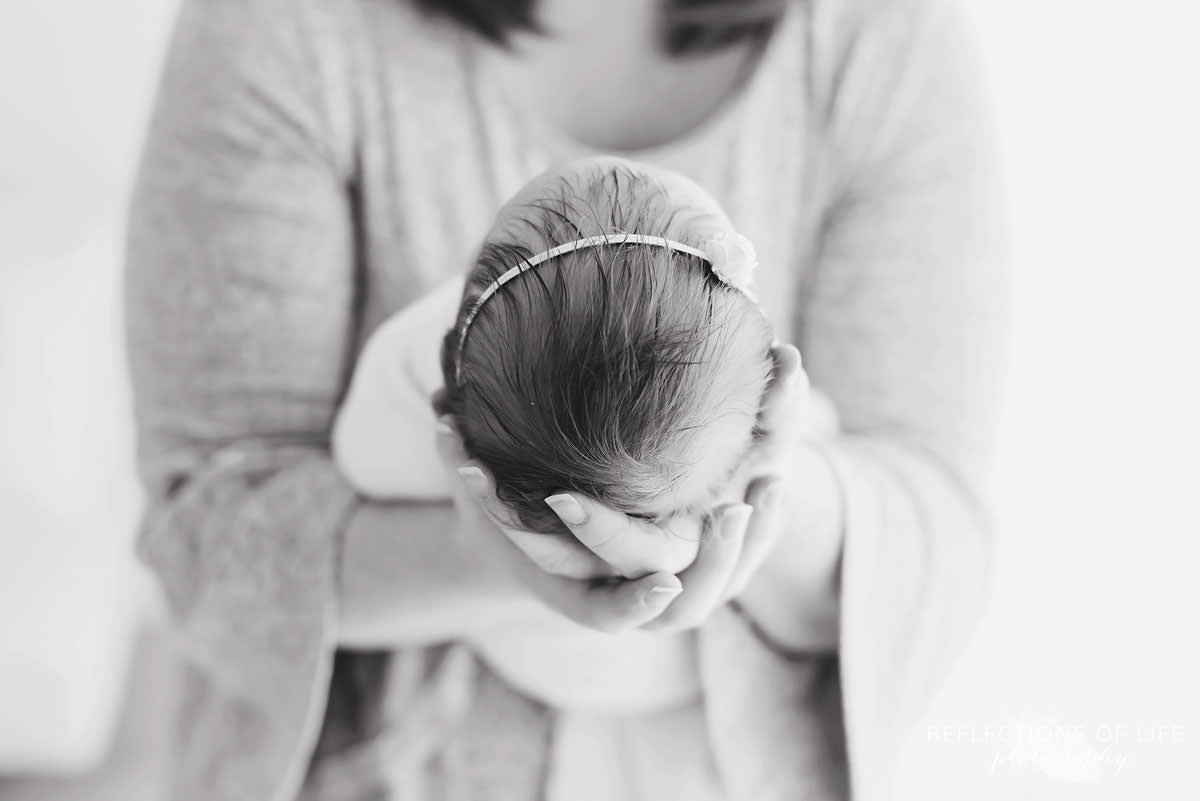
[545,494,587,526]
[720,503,753,537]
[457,465,487,494]
[642,584,683,609]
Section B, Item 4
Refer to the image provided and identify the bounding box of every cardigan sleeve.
[795,0,1007,792]
[125,0,361,797]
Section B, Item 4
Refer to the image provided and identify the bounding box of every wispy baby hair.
[436,164,773,533]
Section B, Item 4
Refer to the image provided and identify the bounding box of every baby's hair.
[436,165,773,533]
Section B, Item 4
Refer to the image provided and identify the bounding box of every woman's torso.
[311,0,830,796]
[341,0,823,347]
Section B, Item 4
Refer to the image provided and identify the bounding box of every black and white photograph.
[1,0,1197,799]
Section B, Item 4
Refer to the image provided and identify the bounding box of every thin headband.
[453,234,712,382]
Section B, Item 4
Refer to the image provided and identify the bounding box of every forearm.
[337,500,529,648]
[740,433,992,720]
[737,440,843,652]
[471,625,700,715]
[739,434,993,661]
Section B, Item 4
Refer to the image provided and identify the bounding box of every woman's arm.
[125,1,523,792]
[338,501,550,646]
[129,0,502,643]
[737,0,1007,754]
[331,288,704,712]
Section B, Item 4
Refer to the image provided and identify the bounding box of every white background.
[905,2,1200,797]
[1,0,1197,797]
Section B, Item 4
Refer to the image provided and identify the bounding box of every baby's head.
[438,158,773,533]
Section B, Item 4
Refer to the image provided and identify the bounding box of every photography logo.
[927,712,1183,782]
[988,714,1113,782]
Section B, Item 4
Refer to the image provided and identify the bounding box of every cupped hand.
[635,342,811,631]
[436,342,811,635]
[435,422,686,633]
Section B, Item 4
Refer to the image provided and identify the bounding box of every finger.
[435,426,681,629]
[641,504,751,632]
[455,463,523,529]
[503,528,615,580]
[483,507,685,632]
[446,448,612,579]
[543,492,702,577]
[434,418,469,475]
[437,417,520,527]
[723,476,787,601]
[524,570,684,633]
[460,467,609,581]
[436,422,495,520]
[757,344,809,439]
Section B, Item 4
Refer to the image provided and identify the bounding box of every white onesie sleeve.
[332,278,464,501]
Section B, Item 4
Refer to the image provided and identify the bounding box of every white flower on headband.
[702,230,759,297]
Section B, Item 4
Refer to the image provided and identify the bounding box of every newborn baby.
[333,156,836,713]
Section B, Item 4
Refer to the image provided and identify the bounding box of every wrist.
[448,517,526,605]
[754,441,843,587]
[337,501,523,647]
[737,566,839,652]
[736,441,844,652]
[778,441,844,564]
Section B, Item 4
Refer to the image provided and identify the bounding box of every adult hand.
[636,343,811,631]
[435,422,686,633]
[733,342,845,651]
[436,343,814,636]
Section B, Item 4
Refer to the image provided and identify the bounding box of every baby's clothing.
[333,273,717,699]
[333,276,714,800]
[332,278,462,502]
[333,274,842,799]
